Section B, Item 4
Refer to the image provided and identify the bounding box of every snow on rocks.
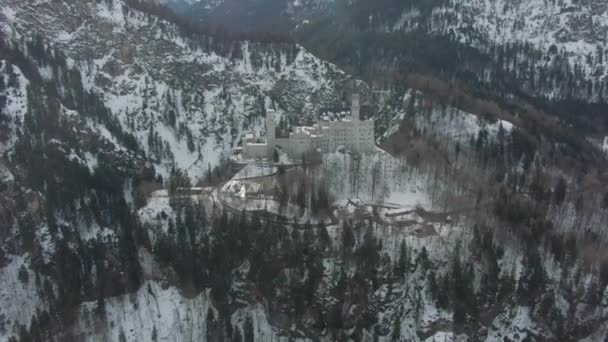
[75,280,213,342]
[486,306,541,342]
[381,89,514,146]
[138,195,174,235]
[0,161,14,182]
[0,0,355,180]
[0,255,48,338]
[232,304,313,342]
[0,61,28,154]
[423,0,608,90]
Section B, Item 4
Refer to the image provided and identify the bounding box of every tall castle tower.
[266,109,276,150]
[351,94,360,121]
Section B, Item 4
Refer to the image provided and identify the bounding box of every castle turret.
[266,109,275,150]
[351,94,360,121]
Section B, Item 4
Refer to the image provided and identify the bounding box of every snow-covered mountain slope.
[2,42,607,340]
[174,0,608,103]
[71,279,298,342]
[365,0,608,98]
[429,0,608,54]
[0,47,152,339]
[425,0,608,83]
[131,141,608,341]
[0,0,354,179]
[178,0,608,65]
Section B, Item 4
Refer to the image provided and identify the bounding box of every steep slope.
[0,36,156,340]
[0,0,354,179]
[172,0,608,140]
[0,44,293,340]
[427,0,608,57]
[172,0,608,86]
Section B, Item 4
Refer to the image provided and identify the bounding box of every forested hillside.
[1,0,356,180]
[173,0,608,143]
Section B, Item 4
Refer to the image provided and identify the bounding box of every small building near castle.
[241,94,375,160]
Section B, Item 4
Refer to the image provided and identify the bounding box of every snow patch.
[75,281,212,342]
[0,255,47,339]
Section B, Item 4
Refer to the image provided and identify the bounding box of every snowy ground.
[321,150,433,210]
[486,307,541,342]
[70,276,314,341]
[138,195,174,236]
[233,164,278,180]
[218,149,447,228]
[74,280,213,342]
[0,255,49,339]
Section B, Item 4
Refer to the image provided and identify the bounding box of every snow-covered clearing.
[233,164,277,180]
[0,255,48,336]
[75,281,212,342]
[486,306,541,342]
[138,194,174,238]
[322,151,433,210]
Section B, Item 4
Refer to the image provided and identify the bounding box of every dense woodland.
[298,29,608,138]
[124,0,294,48]
[0,36,152,340]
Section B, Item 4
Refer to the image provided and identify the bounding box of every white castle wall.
[241,95,375,160]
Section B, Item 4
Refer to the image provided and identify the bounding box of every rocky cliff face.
[1,0,355,179]
[428,0,608,48]
[175,0,608,65]
[172,0,608,104]
[404,0,608,84]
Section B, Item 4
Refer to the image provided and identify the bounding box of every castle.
[241,94,375,160]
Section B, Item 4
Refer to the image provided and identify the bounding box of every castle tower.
[266,109,276,150]
[351,94,360,121]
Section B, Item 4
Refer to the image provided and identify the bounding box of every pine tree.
[7,64,19,88]
[318,222,331,251]
[18,265,29,284]
[413,286,423,325]
[553,177,567,205]
[391,315,401,341]
[18,215,36,251]
[95,289,106,317]
[602,192,608,209]
[373,326,380,342]
[341,221,355,258]
[206,307,218,341]
[395,240,409,280]
[428,270,439,304]
[151,325,158,342]
[0,71,5,93]
[416,246,431,273]
[232,327,243,342]
[118,328,127,342]
[517,248,546,303]
[244,315,254,342]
